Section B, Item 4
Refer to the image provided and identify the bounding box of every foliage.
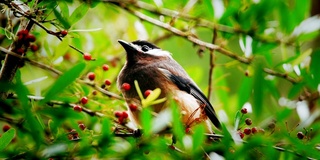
[0,0,320,159]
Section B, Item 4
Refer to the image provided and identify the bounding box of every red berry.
[252,127,258,134]
[102,64,109,71]
[16,48,25,54]
[78,123,86,130]
[129,103,138,111]
[144,90,152,97]
[26,34,36,42]
[297,131,304,139]
[18,35,24,41]
[83,53,92,61]
[81,97,88,104]
[30,44,38,52]
[110,59,117,67]
[61,30,68,36]
[169,145,175,150]
[241,108,248,114]
[87,72,95,81]
[245,118,252,126]
[185,127,191,133]
[73,105,82,112]
[114,111,123,118]
[104,79,112,86]
[92,90,97,95]
[64,53,71,60]
[245,70,249,76]
[122,111,128,118]
[122,83,131,91]
[17,29,29,36]
[118,116,124,124]
[238,131,244,139]
[2,125,10,132]
[244,128,251,135]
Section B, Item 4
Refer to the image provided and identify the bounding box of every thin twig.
[263,68,300,84]
[49,100,105,117]
[118,5,252,64]
[207,29,217,99]
[118,0,294,46]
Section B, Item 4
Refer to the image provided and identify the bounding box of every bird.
[117,40,221,133]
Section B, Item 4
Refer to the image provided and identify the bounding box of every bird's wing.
[158,68,221,128]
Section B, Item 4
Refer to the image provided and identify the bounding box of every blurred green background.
[0,0,319,159]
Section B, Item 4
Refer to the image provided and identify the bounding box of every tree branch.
[207,29,217,99]
[0,46,123,100]
[263,68,300,84]
[115,4,252,64]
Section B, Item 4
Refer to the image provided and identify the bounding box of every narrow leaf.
[69,3,89,25]
[42,62,86,104]
[53,8,70,29]
[192,124,205,151]
[141,108,152,136]
[0,128,15,151]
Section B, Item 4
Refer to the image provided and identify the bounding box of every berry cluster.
[237,108,265,139]
[114,111,129,124]
[86,64,112,87]
[68,129,80,141]
[15,29,39,55]
[67,122,87,141]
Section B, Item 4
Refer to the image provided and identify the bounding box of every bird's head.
[118,40,172,64]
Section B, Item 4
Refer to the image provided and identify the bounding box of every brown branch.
[124,0,295,46]
[207,29,217,99]
[117,5,252,64]
[0,47,123,100]
[48,100,105,117]
[0,20,34,99]
[263,68,301,84]
[5,2,87,55]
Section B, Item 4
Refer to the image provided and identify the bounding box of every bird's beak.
[118,40,137,53]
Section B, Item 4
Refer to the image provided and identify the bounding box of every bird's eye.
[141,45,150,52]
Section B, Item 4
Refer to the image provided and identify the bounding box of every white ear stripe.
[146,49,172,57]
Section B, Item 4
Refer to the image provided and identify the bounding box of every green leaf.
[59,1,69,19]
[234,111,241,131]
[53,38,69,60]
[192,124,205,151]
[99,118,113,149]
[15,71,44,147]
[53,8,71,29]
[252,64,264,117]
[214,68,230,110]
[69,3,89,25]
[41,62,86,104]
[38,0,57,8]
[0,128,15,151]
[142,88,166,107]
[237,77,253,110]
[172,102,184,142]
[292,49,312,66]
[288,82,304,98]
[203,0,214,20]
[134,80,144,101]
[141,108,152,136]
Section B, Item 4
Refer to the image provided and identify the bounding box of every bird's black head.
[118,40,172,64]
